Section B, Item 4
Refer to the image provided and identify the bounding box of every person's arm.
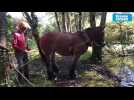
[26,38,32,51]
[26,46,31,51]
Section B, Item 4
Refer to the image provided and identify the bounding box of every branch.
[23,12,38,32]
[23,12,32,26]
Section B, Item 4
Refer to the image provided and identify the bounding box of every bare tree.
[23,12,44,59]
[75,13,79,32]
[89,12,96,28]
[23,12,39,43]
[100,12,107,28]
[62,12,67,32]
[0,12,8,83]
[0,12,7,47]
[89,12,97,62]
[78,12,82,31]
[98,12,107,62]
[89,12,107,64]
[55,12,61,32]
[66,12,71,32]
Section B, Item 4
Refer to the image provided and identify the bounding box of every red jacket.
[12,32,26,52]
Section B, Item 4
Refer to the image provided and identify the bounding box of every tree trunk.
[55,12,61,32]
[89,12,96,63]
[0,12,7,84]
[75,14,79,32]
[66,12,71,32]
[23,12,39,43]
[78,12,82,31]
[23,12,44,59]
[81,12,87,30]
[89,12,96,28]
[70,12,75,32]
[90,12,107,64]
[97,12,107,62]
[100,12,107,28]
[89,12,100,63]
[62,12,66,32]
[0,12,7,47]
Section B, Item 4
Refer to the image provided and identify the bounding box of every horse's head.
[84,26,105,47]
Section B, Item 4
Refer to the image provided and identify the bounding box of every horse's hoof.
[69,74,76,80]
[47,76,55,80]
[47,75,56,80]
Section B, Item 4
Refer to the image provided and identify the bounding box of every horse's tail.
[37,41,45,59]
[38,39,49,67]
[32,32,47,63]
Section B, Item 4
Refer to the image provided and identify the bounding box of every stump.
[0,45,12,84]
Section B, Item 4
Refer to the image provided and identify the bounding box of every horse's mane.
[82,26,104,32]
[76,26,104,43]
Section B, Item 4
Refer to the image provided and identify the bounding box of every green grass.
[31,75,55,87]
[80,51,92,63]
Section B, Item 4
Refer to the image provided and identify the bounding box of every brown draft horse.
[39,26,105,80]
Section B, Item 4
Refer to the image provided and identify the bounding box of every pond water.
[103,55,134,87]
[118,65,134,87]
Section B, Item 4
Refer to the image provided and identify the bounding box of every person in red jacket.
[12,21,31,83]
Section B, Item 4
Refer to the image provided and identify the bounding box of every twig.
[13,67,35,87]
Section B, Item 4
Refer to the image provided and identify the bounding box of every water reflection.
[103,55,134,87]
[118,65,134,87]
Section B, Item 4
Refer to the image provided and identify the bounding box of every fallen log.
[88,64,121,83]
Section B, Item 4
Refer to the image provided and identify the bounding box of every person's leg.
[15,52,24,83]
[23,52,29,79]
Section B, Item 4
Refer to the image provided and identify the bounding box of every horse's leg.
[69,54,80,79]
[51,51,59,76]
[42,53,55,80]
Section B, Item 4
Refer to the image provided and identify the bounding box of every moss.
[30,74,55,87]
